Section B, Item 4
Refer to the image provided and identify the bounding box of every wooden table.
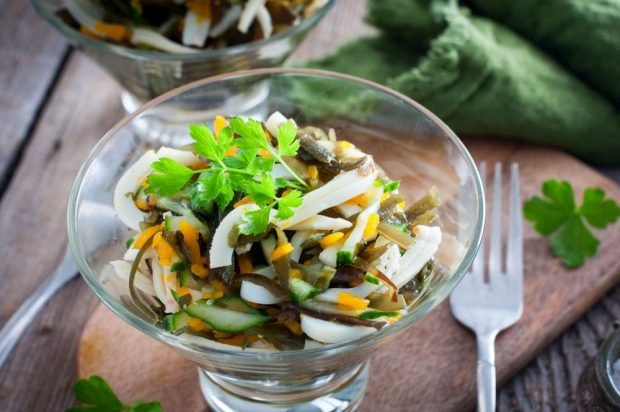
[0,0,618,410]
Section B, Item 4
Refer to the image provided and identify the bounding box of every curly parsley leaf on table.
[523,179,620,268]
[67,375,162,412]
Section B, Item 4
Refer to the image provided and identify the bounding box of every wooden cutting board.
[78,137,620,412]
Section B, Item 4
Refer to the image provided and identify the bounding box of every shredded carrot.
[234,196,253,208]
[320,232,344,249]
[271,243,294,261]
[335,140,354,153]
[176,286,192,297]
[307,165,318,179]
[213,115,227,137]
[187,0,212,20]
[133,225,161,249]
[238,253,253,274]
[289,269,303,279]
[225,146,238,157]
[179,220,201,262]
[191,263,209,278]
[263,128,273,143]
[363,213,380,239]
[213,280,226,292]
[337,292,369,310]
[187,317,206,331]
[153,232,174,266]
[93,21,128,41]
[282,319,304,335]
[80,26,101,39]
[346,192,369,207]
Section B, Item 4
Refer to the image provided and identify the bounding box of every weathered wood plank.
[0,0,70,194]
[0,53,123,411]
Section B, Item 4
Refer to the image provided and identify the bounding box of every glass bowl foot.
[198,362,369,412]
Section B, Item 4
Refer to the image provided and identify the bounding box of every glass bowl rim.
[597,326,620,403]
[29,0,335,62]
[67,67,485,361]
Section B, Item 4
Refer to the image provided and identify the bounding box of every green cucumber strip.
[171,290,192,307]
[171,262,187,272]
[125,237,135,250]
[336,251,353,266]
[384,180,400,192]
[179,270,200,288]
[364,274,380,285]
[289,278,320,304]
[359,310,400,320]
[163,311,190,332]
[184,299,270,333]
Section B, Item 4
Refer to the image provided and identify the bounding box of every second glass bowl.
[68,68,484,411]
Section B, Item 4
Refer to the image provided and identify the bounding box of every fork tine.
[507,163,523,280]
[488,163,503,279]
[470,163,486,282]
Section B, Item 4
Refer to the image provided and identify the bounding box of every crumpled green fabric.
[303,0,620,164]
[465,0,620,107]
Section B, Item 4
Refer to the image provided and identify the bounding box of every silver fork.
[450,163,524,412]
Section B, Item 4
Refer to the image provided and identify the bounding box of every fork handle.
[0,248,77,369]
[476,331,497,412]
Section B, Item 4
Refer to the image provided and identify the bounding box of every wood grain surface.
[77,137,620,412]
[0,0,619,411]
[0,0,69,193]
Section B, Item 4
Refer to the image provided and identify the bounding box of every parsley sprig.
[67,375,161,412]
[524,179,620,268]
[146,117,307,235]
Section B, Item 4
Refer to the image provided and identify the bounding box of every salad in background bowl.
[31,0,333,111]
[68,69,484,411]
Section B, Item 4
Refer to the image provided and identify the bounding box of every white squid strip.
[237,0,265,33]
[279,159,377,228]
[210,5,242,38]
[391,226,441,288]
[256,5,272,38]
[289,230,311,262]
[287,216,352,231]
[300,314,375,344]
[182,11,210,47]
[209,204,260,268]
[265,111,288,136]
[131,28,199,53]
[113,147,202,231]
[110,260,156,296]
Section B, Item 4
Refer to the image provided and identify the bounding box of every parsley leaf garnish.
[67,375,161,412]
[145,116,308,235]
[524,180,620,268]
[146,158,200,196]
[229,117,308,189]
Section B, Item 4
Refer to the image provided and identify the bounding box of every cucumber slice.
[358,310,400,320]
[184,298,270,333]
[289,278,320,304]
[179,270,201,289]
[336,250,353,266]
[163,311,190,333]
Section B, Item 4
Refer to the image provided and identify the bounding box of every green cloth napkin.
[465,0,620,107]
[304,0,620,164]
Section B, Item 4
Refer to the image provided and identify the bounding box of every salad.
[110,112,441,350]
[59,0,327,53]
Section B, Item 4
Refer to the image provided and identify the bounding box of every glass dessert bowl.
[68,68,484,412]
[30,0,334,114]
